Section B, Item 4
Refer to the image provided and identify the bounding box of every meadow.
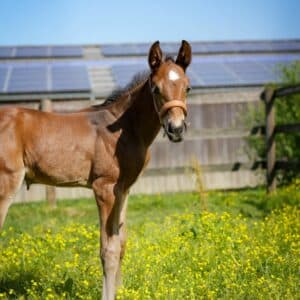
[0,181,299,299]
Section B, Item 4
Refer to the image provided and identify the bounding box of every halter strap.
[149,79,187,122]
[158,100,187,120]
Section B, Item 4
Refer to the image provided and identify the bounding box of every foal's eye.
[186,87,191,93]
[152,86,160,95]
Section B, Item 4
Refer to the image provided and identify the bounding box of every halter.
[158,100,187,120]
[149,80,187,123]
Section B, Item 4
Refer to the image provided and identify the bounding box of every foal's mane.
[80,71,150,113]
[102,71,150,107]
[85,56,174,112]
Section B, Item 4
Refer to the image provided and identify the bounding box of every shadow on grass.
[0,272,101,299]
[0,271,39,296]
[242,188,300,218]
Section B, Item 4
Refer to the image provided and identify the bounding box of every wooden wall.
[1,87,264,202]
[132,87,264,194]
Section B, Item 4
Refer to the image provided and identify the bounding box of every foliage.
[246,61,300,184]
[275,61,300,183]
[0,184,299,299]
[189,157,208,211]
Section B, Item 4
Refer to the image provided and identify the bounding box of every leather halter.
[151,93,187,123]
[149,79,187,123]
[158,100,187,120]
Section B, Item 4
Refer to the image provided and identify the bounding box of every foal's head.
[148,40,192,142]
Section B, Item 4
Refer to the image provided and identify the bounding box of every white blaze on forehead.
[168,70,180,81]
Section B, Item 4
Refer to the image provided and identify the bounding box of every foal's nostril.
[174,125,184,135]
[167,122,173,134]
[168,122,184,135]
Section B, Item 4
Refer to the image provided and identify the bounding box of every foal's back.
[0,107,99,188]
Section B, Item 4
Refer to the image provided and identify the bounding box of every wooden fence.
[1,87,273,203]
[260,84,300,193]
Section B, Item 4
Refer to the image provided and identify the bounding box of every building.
[0,40,299,201]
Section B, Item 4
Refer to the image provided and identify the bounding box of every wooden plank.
[262,87,276,193]
[144,161,265,176]
[275,84,300,98]
[251,123,300,135]
[276,123,300,134]
[275,160,300,170]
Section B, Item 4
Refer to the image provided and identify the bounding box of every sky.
[0,0,300,45]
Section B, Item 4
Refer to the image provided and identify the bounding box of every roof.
[0,40,300,99]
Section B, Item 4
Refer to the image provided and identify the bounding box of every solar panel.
[135,43,152,54]
[15,47,49,58]
[8,46,83,58]
[233,41,273,52]
[102,43,181,57]
[51,65,90,91]
[186,69,203,87]
[112,64,147,87]
[0,67,8,92]
[224,61,271,85]
[203,42,238,53]
[102,40,300,57]
[190,62,239,86]
[270,41,300,52]
[51,46,83,57]
[189,43,208,53]
[7,66,47,92]
[160,43,180,54]
[0,47,14,58]
[101,44,141,56]
[261,61,289,82]
[191,53,300,64]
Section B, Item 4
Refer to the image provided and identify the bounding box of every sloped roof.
[0,40,299,98]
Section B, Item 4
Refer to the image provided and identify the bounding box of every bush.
[246,61,300,185]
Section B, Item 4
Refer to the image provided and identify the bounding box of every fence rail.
[260,84,300,193]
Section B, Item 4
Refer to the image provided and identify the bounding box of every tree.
[247,61,300,185]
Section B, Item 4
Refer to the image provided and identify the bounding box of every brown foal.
[0,40,192,299]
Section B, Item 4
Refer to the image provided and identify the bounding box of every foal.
[0,40,192,299]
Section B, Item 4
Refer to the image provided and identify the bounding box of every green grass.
[0,181,299,299]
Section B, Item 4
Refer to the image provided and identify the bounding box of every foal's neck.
[113,79,161,147]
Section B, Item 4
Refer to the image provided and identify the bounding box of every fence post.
[40,99,57,208]
[263,88,276,193]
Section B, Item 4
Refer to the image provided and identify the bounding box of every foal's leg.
[93,179,127,300]
[116,193,128,288]
[0,169,25,229]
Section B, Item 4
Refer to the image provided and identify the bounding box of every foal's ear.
[148,41,163,72]
[176,40,192,71]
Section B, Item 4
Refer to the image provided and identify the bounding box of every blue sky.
[0,0,300,45]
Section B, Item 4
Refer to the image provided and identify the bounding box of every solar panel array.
[0,54,298,93]
[101,40,300,57]
[112,54,300,88]
[0,64,90,93]
[1,40,300,59]
[0,46,83,58]
[0,41,299,94]
[0,47,14,58]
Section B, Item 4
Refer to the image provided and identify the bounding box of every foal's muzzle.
[160,100,187,143]
[164,119,186,143]
[153,98,188,142]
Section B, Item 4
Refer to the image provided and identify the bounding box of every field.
[0,181,299,299]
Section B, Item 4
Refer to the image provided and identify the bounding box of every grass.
[0,181,299,299]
